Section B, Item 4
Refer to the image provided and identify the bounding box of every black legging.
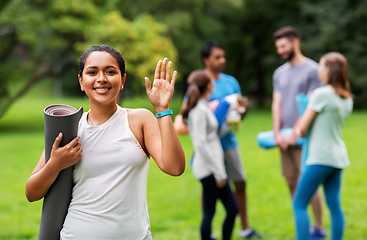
[200,175,238,240]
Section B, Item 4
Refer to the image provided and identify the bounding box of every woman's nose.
[97,73,107,83]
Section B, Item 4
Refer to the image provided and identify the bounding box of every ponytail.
[182,85,200,120]
[181,70,211,121]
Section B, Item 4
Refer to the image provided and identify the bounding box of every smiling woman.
[25,44,185,240]
[78,50,127,121]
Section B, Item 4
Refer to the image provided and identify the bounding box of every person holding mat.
[292,52,353,240]
[177,42,260,239]
[182,69,238,240]
[272,26,325,238]
[25,44,185,240]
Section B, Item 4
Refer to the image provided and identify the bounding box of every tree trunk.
[0,62,51,119]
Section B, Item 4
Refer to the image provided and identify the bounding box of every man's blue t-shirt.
[210,73,241,149]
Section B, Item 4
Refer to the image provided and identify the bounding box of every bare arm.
[284,118,301,146]
[272,91,287,149]
[294,108,317,138]
[286,90,316,145]
[144,58,185,176]
[238,96,250,119]
[173,99,189,135]
[141,110,185,176]
[25,133,82,202]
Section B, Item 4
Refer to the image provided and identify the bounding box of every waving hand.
[145,58,177,113]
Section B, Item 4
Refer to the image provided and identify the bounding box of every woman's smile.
[93,86,111,94]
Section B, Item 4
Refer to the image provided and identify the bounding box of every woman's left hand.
[145,58,177,113]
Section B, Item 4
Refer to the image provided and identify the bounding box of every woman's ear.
[121,73,127,90]
[78,75,84,91]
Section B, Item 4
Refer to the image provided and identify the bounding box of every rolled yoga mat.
[39,104,83,240]
[256,128,304,149]
[296,93,310,171]
[213,99,231,130]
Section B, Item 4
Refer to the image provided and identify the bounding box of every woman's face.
[318,57,329,84]
[79,51,126,106]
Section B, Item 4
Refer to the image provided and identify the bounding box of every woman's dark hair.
[200,41,223,65]
[273,26,300,41]
[322,52,353,98]
[78,44,125,79]
[182,70,211,120]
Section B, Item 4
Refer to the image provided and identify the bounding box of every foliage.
[0,0,176,118]
[1,0,367,120]
[116,0,367,108]
[75,12,177,94]
[118,0,248,95]
[299,0,367,108]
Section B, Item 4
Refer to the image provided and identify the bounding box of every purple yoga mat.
[39,104,83,240]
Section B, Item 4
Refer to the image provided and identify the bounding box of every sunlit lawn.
[0,85,366,239]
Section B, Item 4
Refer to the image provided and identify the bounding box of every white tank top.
[61,106,150,240]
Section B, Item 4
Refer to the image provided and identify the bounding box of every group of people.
[178,26,352,240]
[272,27,352,240]
[25,25,352,240]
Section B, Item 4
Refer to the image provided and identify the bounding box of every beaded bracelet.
[155,109,173,118]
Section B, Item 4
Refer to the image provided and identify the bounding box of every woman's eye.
[107,70,116,75]
[88,71,97,75]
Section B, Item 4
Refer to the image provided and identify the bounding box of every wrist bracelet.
[155,109,173,118]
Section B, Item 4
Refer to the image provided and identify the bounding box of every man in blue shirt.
[179,41,262,239]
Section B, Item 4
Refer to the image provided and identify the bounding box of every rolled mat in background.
[256,128,304,149]
[213,99,231,130]
[296,93,311,171]
[39,104,83,240]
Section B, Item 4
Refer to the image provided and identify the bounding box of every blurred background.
[1,0,367,119]
[1,1,367,239]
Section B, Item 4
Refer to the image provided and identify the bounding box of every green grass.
[0,90,366,239]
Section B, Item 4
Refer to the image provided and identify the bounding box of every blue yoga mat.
[213,99,231,130]
[296,93,309,116]
[256,128,304,149]
[296,93,311,171]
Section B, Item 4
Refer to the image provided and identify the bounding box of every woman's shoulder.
[126,108,152,114]
[192,100,210,111]
[189,101,210,119]
[313,85,334,97]
[127,108,155,121]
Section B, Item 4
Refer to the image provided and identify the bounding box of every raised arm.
[144,58,185,176]
[25,133,82,202]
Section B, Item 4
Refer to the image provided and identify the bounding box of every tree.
[75,11,177,95]
[1,0,366,120]
[116,0,309,106]
[0,0,177,119]
[299,0,367,108]
[117,0,247,95]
